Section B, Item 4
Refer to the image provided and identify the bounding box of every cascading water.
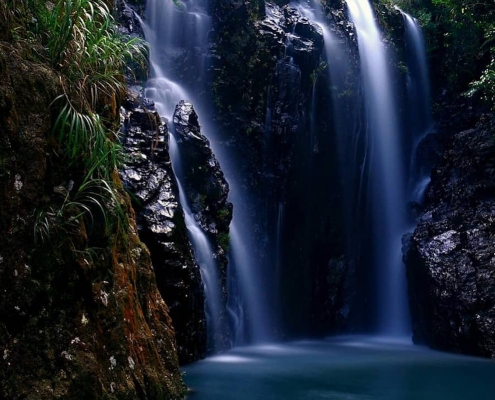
[403,12,432,140]
[142,0,210,118]
[400,10,434,204]
[293,0,364,263]
[346,0,410,336]
[140,0,427,345]
[139,0,226,352]
[141,0,272,347]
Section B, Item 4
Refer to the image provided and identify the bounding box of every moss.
[217,232,231,253]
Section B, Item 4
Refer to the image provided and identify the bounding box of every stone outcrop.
[172,100,233,350]
[404,110,495,358]
[0,47,185,398]
[172,101,232,252]
[120,93,207,364]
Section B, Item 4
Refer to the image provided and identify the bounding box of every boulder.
[404,115,495,358]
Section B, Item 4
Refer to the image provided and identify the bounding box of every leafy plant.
[466,56,495,109]
[395,0,495,97]
[34,172,127,245]
[29,0,145,248]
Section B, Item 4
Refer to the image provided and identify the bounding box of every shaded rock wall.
[172,101,233,271]
[117,0,233,360]
[209,0,354,337]
[404,106,495,358]
[0,46,185,398]
[120,94,207,364]
[172,100,233,349]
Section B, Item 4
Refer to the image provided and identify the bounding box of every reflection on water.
[184,337,495,400]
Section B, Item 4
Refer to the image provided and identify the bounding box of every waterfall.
[403,11,432,140]
[346,0,410,336]
[140,0,210,119]
[400,10,433,203]
[140,0,225,352]
[293,0,363,261]
[140,0,272,348]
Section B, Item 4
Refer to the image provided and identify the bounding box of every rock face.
[172,101,233,249]
[0,47,185,398]
[404,111,495,358]
[120,94,207,364]
[172,100,233,350]
[210,0,356,337]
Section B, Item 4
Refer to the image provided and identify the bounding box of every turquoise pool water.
[183,336,495,399]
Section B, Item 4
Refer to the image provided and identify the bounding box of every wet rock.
[115,0,145,37]
[261,3,323,71]
[172,101,233,242]
[404,114,495,358]
[209,0,353,338]
[120,94,207,364]
[172,102,232,351]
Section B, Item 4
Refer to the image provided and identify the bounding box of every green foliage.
[10,0,148,248]
[52,94,123,175]
[34,173,127,245]
[217,232,231,253]
[466,57,495,108]
[394,0,495,102]
[311,61,328,84]
[217,207,232,224]
[44,0,146,106]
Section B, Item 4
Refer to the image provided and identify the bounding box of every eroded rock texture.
[0,47,185,399]
[120,94,207,364]
[172,100,233,350]
[404,112,495,358]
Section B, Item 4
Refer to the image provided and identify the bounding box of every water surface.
[184,337,495,399]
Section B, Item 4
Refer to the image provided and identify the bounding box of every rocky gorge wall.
[0,43,185,398]
[119,93,208,364]
[118,0,233,360]
[403,103,495,358]
[208,0,356,338]
[119,92,233,361]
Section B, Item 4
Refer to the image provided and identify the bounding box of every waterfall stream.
[346,0,410,336]
[401,10,434,204]
[140,0,433,349]
[141,0,272,349]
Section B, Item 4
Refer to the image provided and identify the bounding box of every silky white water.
[401,10,434,204]
[141,0,273,347]
[346,0,409,336]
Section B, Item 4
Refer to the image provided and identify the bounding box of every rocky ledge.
[172,100,233,351]
[404,112,495,358]
[119,93,208,364]
[0,47,185,399]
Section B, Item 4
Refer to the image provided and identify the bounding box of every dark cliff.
[208,0,361,337]
[120,93,207,364]
[398,0,495,358]
[404,106,495,358]
[172,101,233,350]
[0,45,185,398]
